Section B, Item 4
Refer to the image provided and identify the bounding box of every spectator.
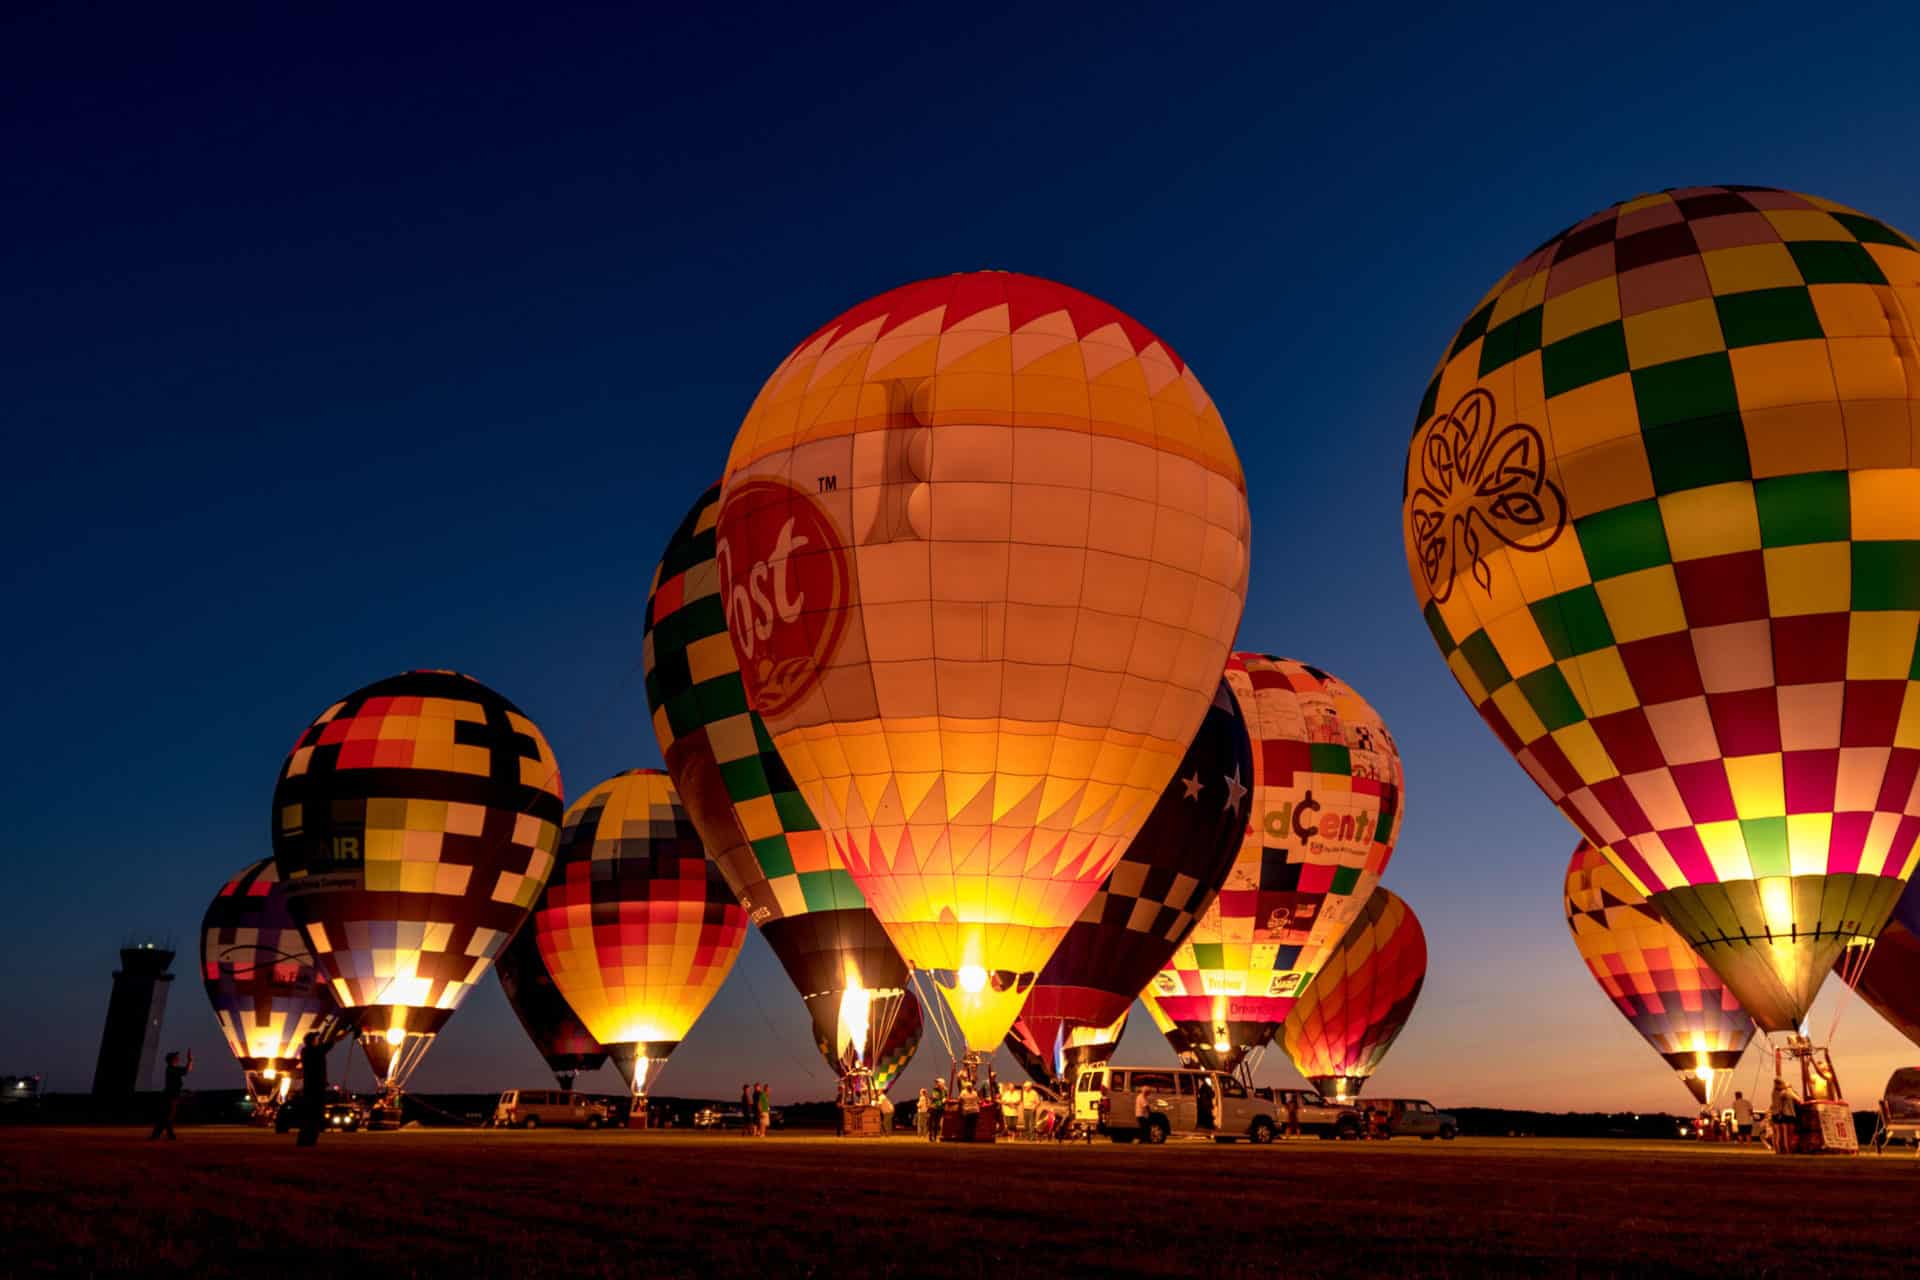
[1021,1080,1039,1143]
[756,1083,771,1137]
[1197,1076,1217,1133]
[960,1075,982,1142]
[1732,1091,1754,1145]
[741,1083,753,1137]
[926,1077,946,1142]
[296,1033,327,1147]
[1284,1091,1302,1139]
[149,1049,191,1140]
[915,1087,930,1138]
[1771,1078,1800,1155]
[1135,1083,1156,1141]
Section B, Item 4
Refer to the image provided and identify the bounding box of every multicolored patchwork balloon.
[869,988,922,1094]
[494,916,606,1089]
[643,482,912,1081]
[717,272,1252,1051]
[1403,186,1920,1031]
[1565,842,1756,1103]
[1004,677,1252,1084]
[201,857,345,1100]
[535,770,747,1097]
[1141,654,1405,1073]
[1280,885,1426,1102]
[271,670,564,1090]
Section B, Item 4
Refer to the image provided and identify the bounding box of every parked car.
[1075,1064,1278,1144]
[1369,1098,1459,1140]
[1254,1087,1366,1140]
[692,1103,785,1130]
[324,1098,370,1132]
[492,1088,611,1129]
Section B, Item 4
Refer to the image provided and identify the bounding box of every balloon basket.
[839,1104,890,1137]
[1772,1038,1857,1155]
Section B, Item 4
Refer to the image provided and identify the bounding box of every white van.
[1074,1064,1276,1144]
[492,1088,610,1129]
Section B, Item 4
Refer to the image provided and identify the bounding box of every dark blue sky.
[7,3,1917,1108]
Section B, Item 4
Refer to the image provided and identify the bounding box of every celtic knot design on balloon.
[1407,388,1566,601]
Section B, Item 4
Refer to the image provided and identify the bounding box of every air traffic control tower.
[92,941,175,1095]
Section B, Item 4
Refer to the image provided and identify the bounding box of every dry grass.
[3,1127,1915,1277]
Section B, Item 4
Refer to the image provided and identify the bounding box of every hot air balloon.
[1841,878,1920,1050]
[716,271,1252,1054]
[495,918,606,1090]
[870,988,923,1094]
[271,670,564,1098]
[1003,677,1253,1085]
[1402,187,1920,1032]
[1141,654,1405,1074]
[1280,885,1427,1103]
[1565,842,1756,1103]
[201,858,345,1107]
[644,482,914,1084]
[535,770,748,1107]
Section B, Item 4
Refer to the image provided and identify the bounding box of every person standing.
[1732,1091,1754,1145]
[1284,1091,1302,1139]
[915,1087,930,1138]
[1197,1076,1217,1134]
[740,1083,753,1136]
[756,1083,771,1137]
[927,1077,946,1142]
[1020,1080,1039,1143]
[959,1075,981,1142]
[296,1032,327,1147]
[1135,1083,1155,1142]
[149,1050,191,1140]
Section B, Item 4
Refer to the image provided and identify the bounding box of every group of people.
[1698,1082,1807,1154]
[912,1063,1072,1142]
[738,1082,773,1136]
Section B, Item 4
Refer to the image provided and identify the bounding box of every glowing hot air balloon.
[1141,654,1405,1073]
[1841,878,1920,1051]
[1280,885,1426,1103]
[716,272,1252,1052]
[535,770,748,1104]
[1004,677,1252,1085]
[644,482,913,1082]
[869,988,923,1094]
[1403,187,1920,1031]
[201,858,345,1106]
[271,671,564,1095]
[495,917,606,1090]
[1565,842,1756,1103]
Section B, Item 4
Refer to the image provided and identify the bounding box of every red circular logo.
[714,478,854,719]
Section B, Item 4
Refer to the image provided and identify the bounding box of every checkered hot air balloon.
[494,916,606,1090]
[644,483,915,1084]
[1565,842,1756,1103]
[1280,886,1426,1103]
[201,858,346,1103]
[1140,655,1405,1073]
[534,770,748,1100]
[717,272,1252,1052]
[271,671,565,1093]
[1403,188,1920,1032]
[1003,677,1252,1086]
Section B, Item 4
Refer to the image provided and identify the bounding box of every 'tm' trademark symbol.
[817,475,838,493]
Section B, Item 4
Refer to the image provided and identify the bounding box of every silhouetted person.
[1197,1076,1217,1132]
[297,1032,328,1147]
[149,1050,191,1139]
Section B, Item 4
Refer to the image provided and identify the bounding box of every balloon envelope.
[1004,677,1252,1083]
[270,670,564,1088]
[1565,842,1756,1104]
[1142,654,1405,1072]
[1280,885,1426,1102]
[535,770,747,1095]
[717,271,1252,1050]
[1842,878,1920,1050]
[1402,187,1920,1031]
[644,481,911,1079]
[494,916,606,1087]
[201,858,345,1089]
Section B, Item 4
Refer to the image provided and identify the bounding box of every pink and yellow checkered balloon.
[1403,187,1920,1030]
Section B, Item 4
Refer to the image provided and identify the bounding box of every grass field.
[3,1126,1915,1277]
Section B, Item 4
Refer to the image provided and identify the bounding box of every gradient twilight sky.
[7,3,1919,1112]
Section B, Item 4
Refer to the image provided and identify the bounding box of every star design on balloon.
[1407,387,1566,602]
[1180,772,1204,801]
[1222,767,1247,814]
